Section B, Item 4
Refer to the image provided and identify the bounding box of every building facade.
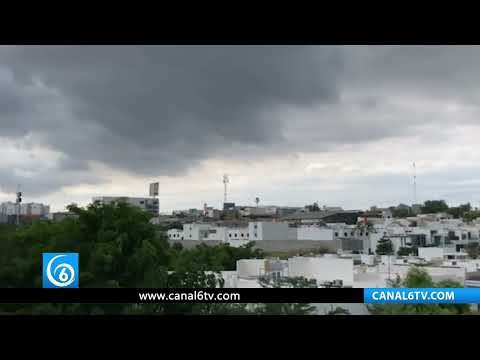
[92,196,159,216]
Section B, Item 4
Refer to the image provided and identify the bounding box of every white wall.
[287,256,354,287]
[226,227,249,241]
[1,202,17,215]
[167,229,183,240]
[237,259,267,278]
[249,221,292,240]
[205,227,227,241]
[418,247,444,261]
[297,226,334,241]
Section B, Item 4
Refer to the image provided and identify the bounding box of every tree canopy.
[0,202,269,314]
[376,238,394,255]
[421,200,449,214]
[368,267,472,315]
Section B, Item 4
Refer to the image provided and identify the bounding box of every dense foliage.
[421,200,449,214]
[0,202,274,314]
[376,238,394,255]
[368,267,473,315]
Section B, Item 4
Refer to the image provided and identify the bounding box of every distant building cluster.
[0,201,50,224]
[92,196,159,216]
[216,250,480,310]
[156,200,480,259]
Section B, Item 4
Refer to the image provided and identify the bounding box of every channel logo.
[42,253,79,288]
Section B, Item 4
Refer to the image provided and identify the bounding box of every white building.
[0,202,17,216]
[167,223,211,240]
[239,206,277,217]
[248,221,296,240]
[296,225,334,241]
[0,202,50,217]
[288,255,354,287]
[93,196,159,216]
[418,247,445,262]
[167,223,250,242]
[168,228,184,240]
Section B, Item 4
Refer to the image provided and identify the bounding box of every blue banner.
[364,288,480,304]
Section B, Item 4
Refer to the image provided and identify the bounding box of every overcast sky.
[1,45,480,212]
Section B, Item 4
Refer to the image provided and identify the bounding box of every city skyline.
[1,46,480,212]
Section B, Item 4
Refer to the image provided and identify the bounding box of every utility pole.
[413,162,417,205]
[223,174,229,203]
[15,185,22,227]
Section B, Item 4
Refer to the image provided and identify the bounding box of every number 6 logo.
[43,253,79,288]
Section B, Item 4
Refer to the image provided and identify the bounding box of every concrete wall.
[249,222,293,240]
[297,226,334,241]
[418,247,444,261]
[226,227,249,241]
[288,256,354,287]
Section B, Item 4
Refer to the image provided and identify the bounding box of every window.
[235,234,238,237]
[229,233,232,237]
[351,232,354,236]
[335,232,339,237]
[241,233,244,237]
[254,224,258,229]
[254,233,258,237]
[366,232,369,236]
[360,232,363,236]
[344,232,348,237]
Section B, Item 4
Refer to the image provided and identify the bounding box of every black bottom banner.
[0,288,365,303]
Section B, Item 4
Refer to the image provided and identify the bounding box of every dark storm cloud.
[1,45,480,197]
[0,46,348,178]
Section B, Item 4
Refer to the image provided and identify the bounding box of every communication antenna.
[223,174,229,203]
[413,162,417,205]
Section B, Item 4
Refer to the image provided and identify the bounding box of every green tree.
[421,200,449,214]
[466,242,479,259]
[376,238,394,255]
[464,210,480,222]
[392,208,411,218]
[447,203,471,219]
[368,267,472,315]
[0,202,257,315]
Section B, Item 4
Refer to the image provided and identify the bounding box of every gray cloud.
[0,46,347,177]
[0,46,480,201]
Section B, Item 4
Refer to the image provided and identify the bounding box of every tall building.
[0,202,17,216]
[0,202,50,217]
[92,196,159,216]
